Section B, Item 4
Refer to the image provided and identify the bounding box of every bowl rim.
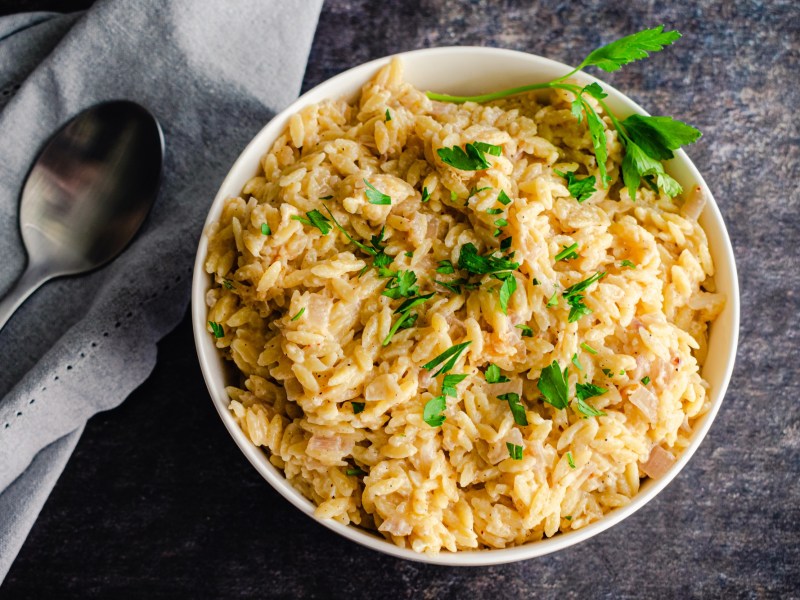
[191,45,740,566]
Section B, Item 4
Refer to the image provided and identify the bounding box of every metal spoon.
[0,101,164,333]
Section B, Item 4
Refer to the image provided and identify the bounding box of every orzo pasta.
[204,58,723,553]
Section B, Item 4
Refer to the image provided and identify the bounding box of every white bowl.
[191,47,740,566]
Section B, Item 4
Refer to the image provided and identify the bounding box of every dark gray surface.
[3,0,799,597]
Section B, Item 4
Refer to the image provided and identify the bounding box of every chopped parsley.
[421,187,431,203]
[497,190,512,205]
[422,341,472,377]
[437,141,502,171]
[516,324,533,337]
[450,190,458,202]
[323,205,391,274]
[580,342,598,355]
[555,169,597,203]
[546,291,559,308]
[208,321,224,338]
[442,373,468,397]
[555,243,579,262]
[498,392,528,426]
[538,360,569,409]
[571,353,584,371]
[436,260,455,274]
[641,376,651,385]
[506,442,523,460]
[291,209,332,235]
[457,242,520,275]
[470,186,492,196]
[500,237,512,251]
[602,368,613,377]
[405,251,413,258]
[222,279,234,290]
[385,108,392,122]
[319,195,334,200]
[423,395,447,427]
[484,363,510,384]
[346,467,367,476]
[486,207,504,215]
[496,273,517,315]
[563,272,606,322]
[532,278,540,286]
[382,293,435,346]
[382,270,419,299]
[575,382,608,417]
[261,222,271,236]
[621,259,637,269]
[566,451,576,469]
[352,402,365,414]
[364,179,391,205]
[290,308,305,321]
[565,515,573,521]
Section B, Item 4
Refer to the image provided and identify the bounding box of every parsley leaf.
[346,466,367,476]
[457,242,520,275]
[486,207,503,215]
[498,392,528,426]
[437,260,455,274]
[437,142,502,171]
[382,270,419,299]
[584,103,611,186]
[395,292,435,315]
[516,324,533,337]
[555,243,579,262]
[546,291,559,308]
[421,187,431,203]
[622,141,683,200]
[571,353,584,371]
[497,190,512,205]
[506,442,523,460]
[291,209,332,235]
[500,237,512,251]
[563,272,605,323]
[208,321,224,338]
[580,342,598,355]
[423,395,447,427]
[364,179,391,205]
[622,114,701,161]
[621,259,637,269]
[641,376,651,385]
[222,279,234,290]
[566,451,576,469]
[538,360,569,409]
[575,382,608,417]
[352,402,365,414]
[261,222,271,236]
[319,195,334,200]
[579,26,682,73]
[382,293,435,346]
[498,274,517,315]
[423,341,472,377]
[385,108,392,122]
[405,251,413,258]
[442,373,468,397]
[484,363,510,384]
[291,308,305,321]
[555,170,597,203]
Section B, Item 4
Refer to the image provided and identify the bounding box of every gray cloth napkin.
[0,0,322,581]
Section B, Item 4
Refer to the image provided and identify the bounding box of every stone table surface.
[2,0,799,598]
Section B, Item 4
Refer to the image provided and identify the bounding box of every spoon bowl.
[0,100,164,332]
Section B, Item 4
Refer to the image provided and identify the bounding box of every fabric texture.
[0,0,322,581]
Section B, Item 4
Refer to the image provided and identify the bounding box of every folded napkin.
[0,0,322,581]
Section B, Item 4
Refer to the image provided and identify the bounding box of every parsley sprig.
[427,26,701,199]
[437,142,502,171]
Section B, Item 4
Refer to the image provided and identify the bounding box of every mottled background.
[1,0,798,598]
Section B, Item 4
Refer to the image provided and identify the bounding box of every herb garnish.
[323,205,392,274]
[572,353,584,371]
[291,209,332,234]
[346,467,367,476]
[546,291,559,308]
[575,382,608,417]
[436,260,455,274]
[621,259,637,269]
[497,190,512,205]
[506,442,523,460]
[222,279,234,290]
[422,341,472,377]
[291,308,305,321]
[437,142,502,171]
[421,187,431,203]
[563,272,606,322]
[516,324,534,337]
[457,243,520,275]
[580,342,598,354]
[208,321,224,338]
[498,392,528,426]
[555,170,597,203]
[261,222,271,236]
[382,270,419,299]
[385,108,391,122]
[641,376,651,385]
[496,272,517,315]
[442,373,468,397]
[423,395,447,427]
[555,243,579,262]
[364,179,391,205]
[405,251,413,258]
[566,451,576,469]
[352,402,365,414]
[382,293,435,346]
[538,360,569,409]
[500,237,512,251]
[427,26,700,199]
[484,363,510,384]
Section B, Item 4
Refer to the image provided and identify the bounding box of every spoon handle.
[0,263,51,334]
